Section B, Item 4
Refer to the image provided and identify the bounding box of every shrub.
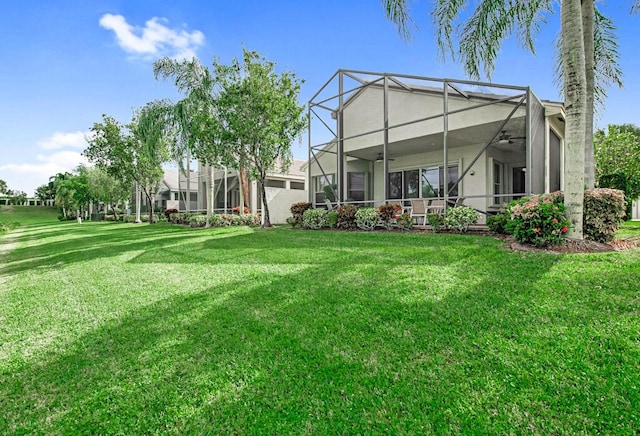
[221,214,241,226]
[378,203,403,230]
[0,221,18,235]
[303,208,328,230]
[583,188,626,242]
[189,215,208,228]
[355,207,379,231]
[123,215,137,223]
[239,214,260,226]
[209,214,223,227]
[427,214,444,232]
[140,214,150,223]
[487,211,509,234]
[444,206,479,233]
[506,196,570,246]
[286,216,299,228]
[163,208,179,219]
[155,213,167,223]
[327,211,339,229]
[336,205,358,230]
[396,213,413,230]
[290,202,312,226]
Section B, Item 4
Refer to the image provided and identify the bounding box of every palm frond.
[381,0,416,40]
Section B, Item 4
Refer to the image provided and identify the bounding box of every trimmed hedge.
[302,209,328,230]
[355,208,378,231]
[583,188,626,242]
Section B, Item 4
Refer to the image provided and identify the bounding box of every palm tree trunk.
[582,0,595,189]
[562,0,587,239]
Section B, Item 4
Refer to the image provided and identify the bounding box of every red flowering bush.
[506,193,570,246]
[378,203,403,230]
[232,206,250,215]
[336,205,358,230]
[289,202,312,227]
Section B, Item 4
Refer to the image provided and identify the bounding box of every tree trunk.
[260,179,272,228]
[135,181,141,223]
[239,164,250,213]
[582,0,595,188]
[205,164,212,227]
[76,209,82,224]
[562,0,587,239]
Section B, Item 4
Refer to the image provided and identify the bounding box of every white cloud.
[0,134,92,195]
[37,131,90,150]
[99,13,205,60]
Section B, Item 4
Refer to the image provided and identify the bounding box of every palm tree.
[382,0,637,239]
[154,57,223,224]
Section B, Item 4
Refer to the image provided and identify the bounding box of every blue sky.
[1,1,638,196]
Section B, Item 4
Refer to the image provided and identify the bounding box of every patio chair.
[410,199,426,225]
[426,199,445,215]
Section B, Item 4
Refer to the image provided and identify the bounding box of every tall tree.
[0,179,7,195]
[212,49,307,227]
[86,166,130,220]
[130,100,174,223]
[382,0,636,239]
[153,57,220,223]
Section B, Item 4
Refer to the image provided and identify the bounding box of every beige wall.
[263,187,307,224]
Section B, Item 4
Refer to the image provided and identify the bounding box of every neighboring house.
[0,197,54,206]
[306,69,566,223]
[197,159,307,224]
[632,200,640,220]
[155,168,199,211]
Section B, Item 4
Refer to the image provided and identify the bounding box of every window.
[388,172,402,199]
[347,172,366,202]
[313,174,335,203]
[404,170,420,198]
[290,181,305,190]
[389,164,458,200]
[493,161,504,205]
[265,179,286,189]
[173,192,179,201]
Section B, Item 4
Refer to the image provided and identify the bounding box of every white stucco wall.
[264,187,308,224]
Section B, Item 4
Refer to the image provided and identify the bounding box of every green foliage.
[163,208,179,219]
[487,212,509,234]
[212,49,307,227]
[355,207,379,231]
[396,213,413,230]
[595,124,640,216]
[378,203,403,230]
[506,195,570,247]
[323,184,338,203]
[0,179,7,195]
[583,188,626,242]
[326,211,339,229]
[444,206,479,233]
[302,208,328,230]
[427,213,445,233]
[0,221,19,235]
[286,216,298,228]
[290,202,312,227]
[189,215,208,228]
[336,205,358,230]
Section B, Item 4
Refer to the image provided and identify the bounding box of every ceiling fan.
[375,152,394,162]
[493,130,525,145]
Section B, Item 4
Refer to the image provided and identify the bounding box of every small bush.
[427,214,444,232]
[286,216,299,228]
[209,214,223,227]
[583,188,626,242]
[303,208,328,230]
[123,215,137,223]
[327,211,339,228]
[396,213,413,230]
[336,205,358,230]
[0,221,18,235]
[290,202,312,227]
[189,215,208,228]
[232,206,250,215]
[378,203,403,230]
[221,214,241,226]
[140,214,150,223]
[506,196,570,246]
[355,207,379,231]
[487,212,509,234]
[239,214,260,226]
[444,206,479,233]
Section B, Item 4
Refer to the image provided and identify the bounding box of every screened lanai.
[307,70,564,221]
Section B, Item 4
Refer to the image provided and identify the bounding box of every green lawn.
[1,209,639,434]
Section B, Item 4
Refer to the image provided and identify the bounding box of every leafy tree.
[212,49,307,227]
[52,167,90,222]
[84,107,171,224]
[0,179,7,195]
[34,183,54,203]
[381,0,639,239]
[595,124,640,218]
[8,190,27,206]
[49,172,73,218]
[86,166,130,220]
